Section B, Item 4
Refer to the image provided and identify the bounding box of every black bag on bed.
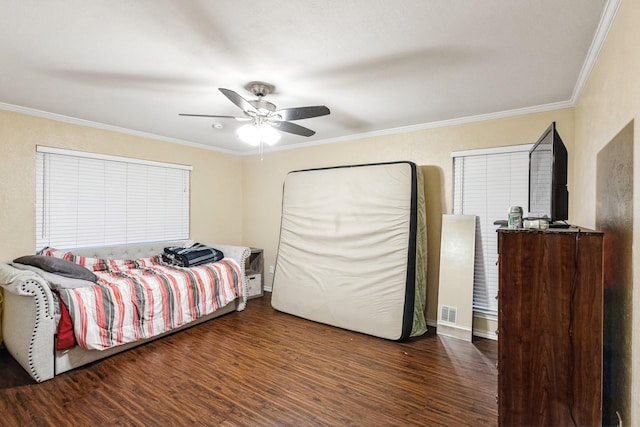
[162,243,224,267]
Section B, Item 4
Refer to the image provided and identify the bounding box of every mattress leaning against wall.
[271,161,427,341]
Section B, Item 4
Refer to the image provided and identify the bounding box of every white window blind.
[36,146,191,250]
[452,145,531,316]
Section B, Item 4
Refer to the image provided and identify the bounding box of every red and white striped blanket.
[55,255,243,351]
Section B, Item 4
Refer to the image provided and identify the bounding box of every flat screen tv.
[528,122,568,223]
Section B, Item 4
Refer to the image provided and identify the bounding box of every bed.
[271,161,427,340]
[0,241,250,382]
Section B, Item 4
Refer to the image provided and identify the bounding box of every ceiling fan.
[179,81,330,147]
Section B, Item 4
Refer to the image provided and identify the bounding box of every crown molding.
[571,0,622,103]
[254,100,575,155]
[0,102,237,155]
[0,98,578,158]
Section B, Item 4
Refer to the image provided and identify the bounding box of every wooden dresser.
[497,228,603,426]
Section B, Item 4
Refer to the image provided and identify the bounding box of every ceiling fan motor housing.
[249,99,277,114]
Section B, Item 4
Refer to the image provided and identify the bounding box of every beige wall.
[241,109,575,328]
[573,0,639,422]
[0,110,244,262]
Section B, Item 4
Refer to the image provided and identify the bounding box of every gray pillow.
[12,255,98,282]
[10,262,97,289]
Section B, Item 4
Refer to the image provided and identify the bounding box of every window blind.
[36,146,191,250]
[452,145,531,316]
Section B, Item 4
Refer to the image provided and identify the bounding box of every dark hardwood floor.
[0,293,498,426]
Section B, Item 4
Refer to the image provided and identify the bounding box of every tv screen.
[528,122,568,223]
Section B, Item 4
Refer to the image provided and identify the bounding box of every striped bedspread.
[57,256,243,351]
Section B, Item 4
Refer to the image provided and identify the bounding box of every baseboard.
[436,322,472,342]
[472,328,498,341]
[427,318,498,341]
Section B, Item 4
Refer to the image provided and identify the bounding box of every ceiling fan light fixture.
[237,123,281,146]
[237,123,261,146]
[260,123,281,146]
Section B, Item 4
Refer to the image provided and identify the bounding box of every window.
[36,146,191,250]
[452,144,531,316]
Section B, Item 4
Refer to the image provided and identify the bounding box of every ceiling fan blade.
[275,106,330,121]
[219,88,257,113]
[179,114,241,119]
[273,121,316,137]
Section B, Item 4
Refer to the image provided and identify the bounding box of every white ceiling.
[0,1,614,154]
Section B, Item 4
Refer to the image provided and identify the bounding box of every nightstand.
[245,248,264,299]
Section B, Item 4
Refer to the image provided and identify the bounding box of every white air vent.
[440,305,457,324]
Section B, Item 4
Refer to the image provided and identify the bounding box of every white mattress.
[271,161,426,340]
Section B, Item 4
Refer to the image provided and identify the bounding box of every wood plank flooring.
[0,293,498,426]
